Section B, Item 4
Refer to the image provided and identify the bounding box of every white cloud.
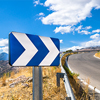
[37,12,45,20]
[39,12,45,16]
[0,46,8,54]
[75,25,92,34]
[0,39,8,46]
[41,0,100,34]
[0,39,8,53]
[38,12,45,20]
[60,40,63,43]
[81,40,100,47]
[66,46,83,51]
[75,25,83,33]
[92,29,100,33]
[42,0,100,25]
[54,26,74,34]
[33,0,39,6]
[85,26,92,29]
[66,39,100,51]
[33,0,43,6]
[81,33,100,47]
[90,33,100,39]
[61,33,100,51]
[61,46,83,51]
[42,0,91,25]
[75,28,100,35]
[80,30,91,35]
[40,3,43,5]
[75,25,82,31]
[61,39,100,51]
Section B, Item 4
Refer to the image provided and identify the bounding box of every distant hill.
[0,52,8,61]
[0,52,10,76]
[0,52,21,77]
[73,46,100,52]
[0,60,11,76]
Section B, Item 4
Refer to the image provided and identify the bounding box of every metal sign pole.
[33,66,42,100]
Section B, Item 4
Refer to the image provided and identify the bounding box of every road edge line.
[94,55,100,60]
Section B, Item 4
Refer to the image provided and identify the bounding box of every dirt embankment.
[95,52,100,58]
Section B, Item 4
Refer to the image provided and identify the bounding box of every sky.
[0,0,100,53]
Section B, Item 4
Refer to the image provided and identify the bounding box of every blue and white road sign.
[9,32,60,66]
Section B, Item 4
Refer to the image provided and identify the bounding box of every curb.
[94,55,100,60]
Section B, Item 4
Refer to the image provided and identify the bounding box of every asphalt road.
[68,52,100,90]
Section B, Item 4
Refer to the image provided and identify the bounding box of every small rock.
[9,84,15,88]
[8,79,14,82]
[1,93,4,98]
[30,93,32,95]
[9,81,19,88]
[27,77,33,82]
[27,77,31,80]
[6,80,8,83]
[14,75,27,82]
[22,83,29,88]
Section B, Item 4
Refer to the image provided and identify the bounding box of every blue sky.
[0,0,100,53]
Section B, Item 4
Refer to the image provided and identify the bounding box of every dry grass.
[0,66,67,100]
[95,52,100,58]
[61,53,92,100]
[43,67,67,100]
[61,53,73,66]
[1,73,6,86]
[0,67,33,100]
[10,71,15,78]
[85,78,90,99]
[80,78,90,100]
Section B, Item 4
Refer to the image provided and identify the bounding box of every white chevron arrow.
[12,32,38,66]
[39,36,59,66]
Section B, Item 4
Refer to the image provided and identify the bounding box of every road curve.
[68,52,100,90]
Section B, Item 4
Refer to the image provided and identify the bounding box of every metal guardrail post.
[56,73,60,87]
[66,97,71,100]
[56,73,64,87]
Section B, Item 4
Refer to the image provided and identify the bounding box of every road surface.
[68,52,100,90]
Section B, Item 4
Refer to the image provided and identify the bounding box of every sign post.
[33,67,42,100]
[9,32,60,100]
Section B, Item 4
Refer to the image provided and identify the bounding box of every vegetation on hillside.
[43,67,67,100]
[0,61,11,77]
[0,67,33,100]
[95,51,100,58]
[0,66,67,100]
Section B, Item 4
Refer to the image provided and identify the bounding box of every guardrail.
[60,53,75,100]
[59,51,100,100]
[64,51,100,99]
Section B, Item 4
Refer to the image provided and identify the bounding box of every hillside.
[0,53,20,77]
[75,46,100,52]
[0,67,67,100]
[0,52,10,76]
[0,60,12,76]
